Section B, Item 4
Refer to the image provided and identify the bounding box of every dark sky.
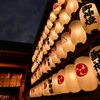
[0,0,48,44]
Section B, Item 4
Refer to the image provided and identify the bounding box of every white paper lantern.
[57,69,69,94]
[61,32,75,53]
[32,54,36,62]
[37,50,43,63]
[44,25,50,35]
[41,61,48,74]
[89,45,100,85]
[49,27,59,41]
[53,3,62,15]
[36,83,42,97]
[38,64,43,77]
[47,56,56,68]
[59,9,71,26]
[49,47,61,64]
[46,37,54,46]
[42,78,54,96]
[29,87,36,97]
[47,19,53,29]
[79,3,100,34]
[38,36,43,49]
[49,11,57,22]
[74,56,98,91]
[43,40,50,51]
[64,0,79,17]
[31,61,38,73]
[68,20,87,45]
[52,73,61,94]
[65,64,81,93]
[42,31,47,40]
[43,58,51,71]
[54,19,64,34]
[55,40,67,59]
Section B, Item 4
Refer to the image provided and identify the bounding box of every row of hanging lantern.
[31,19,88,84]
[31,0,82,73]
[31,2,100,84]
[30,45,100,97]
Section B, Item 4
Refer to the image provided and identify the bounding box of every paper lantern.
[49,11,57,22]
[59,9,71,26]
[42,31,47,40]
[79,3,100,34]
[37,50,43,63]
[46,37,54,46]
[43,58,51,71]
[74,56,98,91]
[57,0,65,5]
[42,78,54,96]
[57,69,69,94]
[31,73,37,84]
[49,47,61,64]
[49,27,59,41]
[43,40,50,51]
[29,87,36,97]
[41,61,48,74]
[89,45,100,85]
[47,19,53,29]
[53,3,62,15]
[38,64,43,77]
[47,56,56,68]
[68,20,87,45]
[31,61,38,73]
[54,19,64,34]
[55,40,67,59]
[61,32,75,53]
[65,64,81,93]
[32,54,36,62]
[52,73,60,94]
[64,0,79,17]
[38,36,43,49]
[44,25,50,35]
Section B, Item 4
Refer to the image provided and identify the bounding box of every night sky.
[0,0,48,44]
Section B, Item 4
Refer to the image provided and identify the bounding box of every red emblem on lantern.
[44,83,47,89]
[69,29,71,35]
[75,63,88,77]
[57,75,64,84]
[61,36,68,44]
[31,89,35,93]
[53,4,59,9]
[44,60,46,65]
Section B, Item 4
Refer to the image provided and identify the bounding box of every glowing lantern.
[31,61,38,73]
[55,40,67,59]
[37,50,43,63]
[57,69,69,94]
[61,32,75,53]
[38,64,43,77]
[49,11,57,22]
[36,83,42,97]
[47,19,53,29]
[53,3,62,15]
[59,9,71,26]
[49,27,59,41]
[42,78,53,96]
[32,54,36,62]
[29,88,36,97]
[49,47,61,64]
[43,58,51,71]
[43,40,50,51]
[57,0,65,5]
[79,3,100,34]
[46,37,54,46]
[68,20,87,45]
[89,45,100,85]
[38,36,43,49]
[42,31,47,40]
[31,73,37,84]
[75,56,98,91]
[44,25,50,35]
[41,61,48,74]
[65,64,81,93]
[52,73,61,94]
[54,19,64,34]
[47,56,56,68]
[64,0,79,17]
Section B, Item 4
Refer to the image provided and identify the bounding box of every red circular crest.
[57,75,64,84]
[75,63,88,77]
[64,1,68,8]
[53,4,59,9]
[44,83,47,89]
